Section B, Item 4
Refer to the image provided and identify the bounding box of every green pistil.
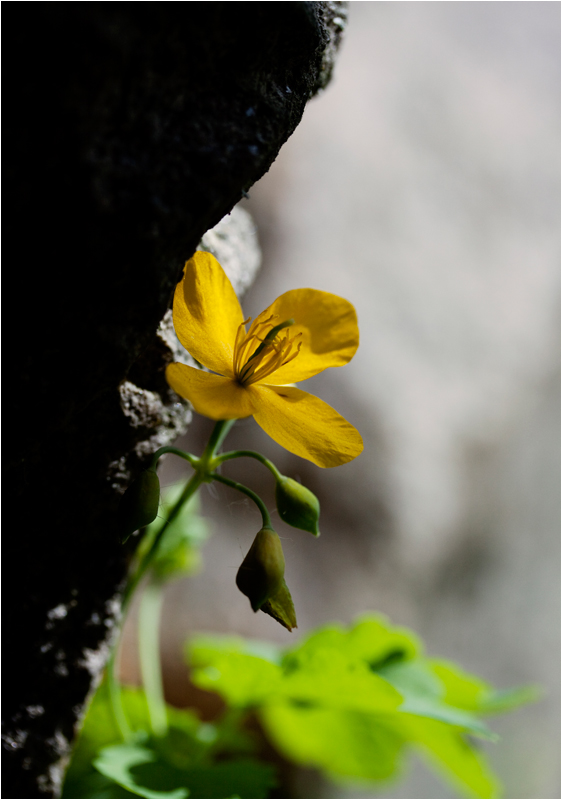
[239,319,295,383]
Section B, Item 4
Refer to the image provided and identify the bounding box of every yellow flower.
[166,252,363,468]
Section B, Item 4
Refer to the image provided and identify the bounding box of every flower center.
[233,315,302,386]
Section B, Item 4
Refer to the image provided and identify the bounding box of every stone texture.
[109,203,262,492]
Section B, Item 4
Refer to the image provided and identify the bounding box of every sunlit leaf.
[261,705,405,781]
[477,685,541,715]
[280,647,402,713]
[429,660,540,715]
[293,615,421,668]
[187,614,535,799]
[391,715,502,799]
[377,661,498,740]
[190,651,282,707]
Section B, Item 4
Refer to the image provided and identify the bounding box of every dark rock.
[2,3,346,796]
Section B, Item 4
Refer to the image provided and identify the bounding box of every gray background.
[121,4,560,797]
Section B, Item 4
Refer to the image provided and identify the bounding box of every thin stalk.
[123,470,205,610]
[149,446,198,471]
[108,470,204,738]
[127,421,234,606]
[107,649,132,740]
[200,419,236,467]
[111,419,236,738]
[214,449,282,481]
[138,578,167,738]
[212,473,273,530]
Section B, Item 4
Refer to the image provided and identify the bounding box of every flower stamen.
[233,317,301,386]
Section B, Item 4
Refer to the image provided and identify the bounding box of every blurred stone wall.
[121,4,560,798]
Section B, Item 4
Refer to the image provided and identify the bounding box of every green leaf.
[93,740,189,799]
[429,660,539,715]
[342,614,422,666]
[393,716,502,799]
[428,660,493,711]
[64,769,141,799]
[62,681,271,799]
[190,650,282,707]
[190,630,402,714]
[261,705,405,782]
[428,659,540,714]
[377,661,498,740]
[282,615,420,670]
[280,647,402,713]
[62,680,123,797]
[152,760,276,800]
[188,634,281,665]
[477,685,541,714]
[187,614,536,799]
[94,738,277,800]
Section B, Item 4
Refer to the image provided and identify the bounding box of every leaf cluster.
[63,617,535,799]
[63,483,535,799]
[188,616,536,799]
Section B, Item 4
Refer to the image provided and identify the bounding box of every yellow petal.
[249,384,363,468]
[173,251,244,377]
[252,289,359,385]
[166,363,254,420]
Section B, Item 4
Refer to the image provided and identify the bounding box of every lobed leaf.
[187,614,535,798]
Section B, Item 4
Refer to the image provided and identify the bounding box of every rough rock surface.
[3,4,346,797]
[110,203,262,492]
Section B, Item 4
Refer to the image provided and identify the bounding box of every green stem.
[212,473,273,529]
[149,446,198,471]
[107,649,132,740]
[123,470,205,610]
[201,419,236,467]
[109,470,204,738]
[111,419,236,737]
[214,449,282,481]
[138,578,168,738]
[124,421,235,607]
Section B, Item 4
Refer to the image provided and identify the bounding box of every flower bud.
[236,527,285,612]
[118,468,160,543]
[275,476,320,536]
[261,579,297,631]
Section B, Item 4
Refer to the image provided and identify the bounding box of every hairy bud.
[275,476,320,536]
[118,468,160,543]
[236,527,285,611]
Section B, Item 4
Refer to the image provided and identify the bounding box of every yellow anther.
[233,316,302,386]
